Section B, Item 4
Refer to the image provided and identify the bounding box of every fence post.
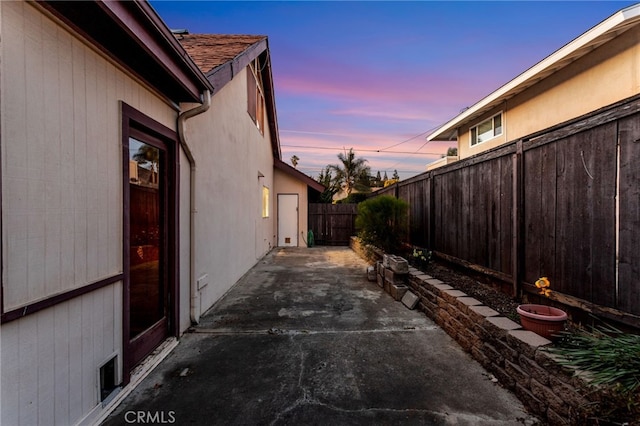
[428,174,435,251]
[512,140,524,298]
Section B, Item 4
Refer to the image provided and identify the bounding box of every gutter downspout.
[177,90,211,325]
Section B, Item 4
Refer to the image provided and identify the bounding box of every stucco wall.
[178,66,276,316]
[274,169,309,247]
[459,25,640,159]
[0,2,178,425]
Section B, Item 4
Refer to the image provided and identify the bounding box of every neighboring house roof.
[39,0,213,103]
[176,33,282,161]
[427,2,640,141]
[274,159,326,193]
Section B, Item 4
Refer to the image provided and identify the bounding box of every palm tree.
[290,155,299,168]
[329,148,370,196]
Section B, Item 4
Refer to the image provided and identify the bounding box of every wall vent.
[99,356,118,403]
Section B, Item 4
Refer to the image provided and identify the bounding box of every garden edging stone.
[350,237,611,425]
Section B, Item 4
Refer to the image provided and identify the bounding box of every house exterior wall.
[179,148,193,333]
[178,65,276,315]
[458,25,640,159]
[1,2,179,425]
[274,169,309,247]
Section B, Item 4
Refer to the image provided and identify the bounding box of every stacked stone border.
[350,237,602,426]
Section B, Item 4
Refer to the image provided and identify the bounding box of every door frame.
[121,103,180,384]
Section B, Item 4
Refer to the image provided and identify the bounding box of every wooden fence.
[308,203,358,246]
[374,96,640,327]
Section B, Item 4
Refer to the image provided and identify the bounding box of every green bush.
[355,195,408,254]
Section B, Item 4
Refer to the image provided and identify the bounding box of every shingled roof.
[176,34,267,75]
[174,32,282,160]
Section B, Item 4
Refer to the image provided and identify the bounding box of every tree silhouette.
[317,165,339,203]
[375,171,382,187]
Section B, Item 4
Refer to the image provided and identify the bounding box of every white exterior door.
[278,194,298,247]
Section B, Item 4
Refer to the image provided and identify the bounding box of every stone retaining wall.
[403,267,599,425]
[350,239,601,425]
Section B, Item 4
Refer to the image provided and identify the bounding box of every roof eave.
[274,159,325,193]
[38,0,213,103]
[427,3,640,141]
[201,38,281,159]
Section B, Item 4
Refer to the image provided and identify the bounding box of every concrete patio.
[102,247,540,425]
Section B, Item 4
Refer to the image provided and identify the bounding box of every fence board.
[618,114,640,315]
[552,124,617,304]
[523,142,557,284]
[368,102,640,323]
[308,203,358,246]
[500,155,514,276]
[414,179,430,247]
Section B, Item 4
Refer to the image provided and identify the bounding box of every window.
[262,186,270,218]
[247,58,265,135]
[470,113,502,146]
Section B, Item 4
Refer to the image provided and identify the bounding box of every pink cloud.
[328,107,437,122]
[275,56,486,109]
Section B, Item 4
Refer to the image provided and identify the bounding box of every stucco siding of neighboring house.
[274,169,309,247]
[458,24,640,159]
[178,65,276,315]
[1,2,179,425]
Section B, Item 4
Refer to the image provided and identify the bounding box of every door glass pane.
[129,138,164,338]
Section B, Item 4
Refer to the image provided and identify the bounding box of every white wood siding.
[1,2,177,425]
[1,284,123,426]
[1,1,175,310]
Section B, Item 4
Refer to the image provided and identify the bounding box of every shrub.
[355,195,408,254]
[546,321,640,423]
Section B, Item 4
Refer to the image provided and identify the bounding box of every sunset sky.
[150,1,636,180]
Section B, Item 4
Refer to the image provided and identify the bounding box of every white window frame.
[248,59,265,136]
[470,112,503,146]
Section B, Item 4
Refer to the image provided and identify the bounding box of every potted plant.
[517,277,568,340]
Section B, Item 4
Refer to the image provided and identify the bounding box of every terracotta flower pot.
[517,304,567,340]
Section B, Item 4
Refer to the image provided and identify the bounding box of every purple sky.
[150,1,636,180]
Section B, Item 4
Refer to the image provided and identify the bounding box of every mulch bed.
[415,259,521,322]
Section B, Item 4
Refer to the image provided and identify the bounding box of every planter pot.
[517,304,568,341]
